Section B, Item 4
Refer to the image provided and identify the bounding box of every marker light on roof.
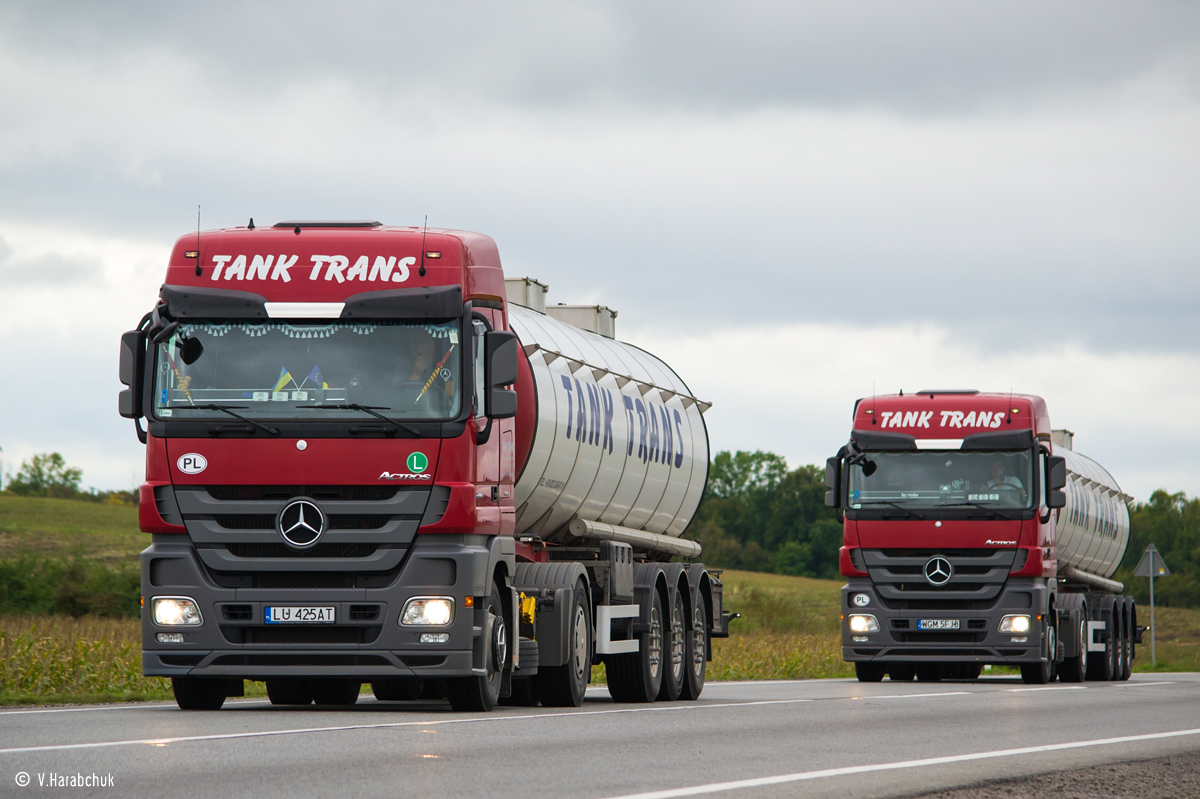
[184,251,199,258]
[425,251,442,259]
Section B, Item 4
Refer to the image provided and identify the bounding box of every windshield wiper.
[936,501,1021,521]
[856,501,925,519]
[185,404,280,437]
[296,404,421,437]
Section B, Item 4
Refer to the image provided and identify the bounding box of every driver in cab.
[985,459,1026,503]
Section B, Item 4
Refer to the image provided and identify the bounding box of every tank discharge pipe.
[1060,564,1124,594]
[567,518,703,560]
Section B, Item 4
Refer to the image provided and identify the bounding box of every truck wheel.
[888,665,915,681]
[448,582,505,712]
[678,599,707,700]
[855,663,885,682]
[372,678,424,702]
[1086,618,1114,682]
[1119,601,1134,681]
[656,589,686,701]
[538,580,591,707]
[1021,622,1055,684]
[500,678,541,707]
[171,677,227,710]
[607,589,665,703]
[1059,613,1088,682]
[311,679,361,706]
[267,679,313,706]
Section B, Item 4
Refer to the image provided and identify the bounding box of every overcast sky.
[0,1,1197,501]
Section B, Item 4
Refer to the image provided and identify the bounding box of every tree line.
[690,450,1200,607]
[0,450,136,505]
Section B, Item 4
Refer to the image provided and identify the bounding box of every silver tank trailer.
[507,304,709,541]
[1054,447,1131,580]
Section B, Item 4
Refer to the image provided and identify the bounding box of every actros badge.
[277,499,326,549]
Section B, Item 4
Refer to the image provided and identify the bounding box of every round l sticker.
[407,452,428,473]
[177,453,208,474]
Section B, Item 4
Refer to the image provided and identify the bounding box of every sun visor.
[341,286,464,319]
[961,429,1036,450]
[160,285,269,319]
[849,430,917,451]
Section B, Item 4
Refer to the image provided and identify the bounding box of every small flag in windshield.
[274,367,297,392]
[301,365,324,389]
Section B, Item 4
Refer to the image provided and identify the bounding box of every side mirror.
[824,456,841,509]
[118,330,146,419]
[1047,455,1067,509]
[484,330,519,420]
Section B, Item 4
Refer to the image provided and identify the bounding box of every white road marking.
[852,692,971,700]
[1007,686,1086,692]
[0,698,814,755]
[1114,681,1177,688]
[599,727,1200,799]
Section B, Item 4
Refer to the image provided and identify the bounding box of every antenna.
[419,215,428,277]
[1008,387,1014,424]
[871,381,877,425]
[194,205,202,276]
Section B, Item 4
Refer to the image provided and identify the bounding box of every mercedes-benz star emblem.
[277,499,326,549]
[924,556,953,586]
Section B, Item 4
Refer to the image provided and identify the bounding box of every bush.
[0,553,139,618]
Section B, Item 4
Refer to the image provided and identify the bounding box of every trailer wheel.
[678,598,707,700]
[1057,608,1087,682]
[538,579,591,708]
[267,679,313,706]
[1086,612,1114,681]
[311,679,361,706]
[372,678,424,702]
[1119,600,1134,681]
[171,677,227,710]
[888,665,915,681]
[855,663,885,682]
[607,589,665,703]
[1021,622,1055,684]
[448,581,506,712]
[656,588,686,701]
[916,664,943,682]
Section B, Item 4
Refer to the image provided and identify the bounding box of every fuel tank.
[1054,447,1131,579]
[508,304,709,539]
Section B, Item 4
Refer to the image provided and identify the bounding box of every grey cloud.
[0,247,104,286]
[2,1,1199,114]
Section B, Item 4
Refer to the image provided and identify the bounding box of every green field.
[0,495,1197,705]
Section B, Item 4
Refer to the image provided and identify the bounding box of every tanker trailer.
[823,391,1141,685]
[119,223,730,712]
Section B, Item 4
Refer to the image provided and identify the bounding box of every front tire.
[1059,612,1088,682]
[172,677,227,710]
[267,679,313,706]
[448,582,505,712]
[311,679,360,706]
[855,662,885,682]
[538,580,591,707]
[1021,622,1056,684]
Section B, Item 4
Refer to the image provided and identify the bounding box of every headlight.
[152,597,203,626]
[401,597,454,626]
[848,614,880,633]
[998,614,1031,633]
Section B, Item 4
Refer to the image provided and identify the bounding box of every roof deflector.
[916,389,980,396]
[273,220,382,229]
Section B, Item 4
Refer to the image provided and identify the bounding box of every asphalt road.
[2,674,1199,799]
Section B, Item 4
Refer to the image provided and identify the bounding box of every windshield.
[152,319,462,421]
[848,450,1033,510]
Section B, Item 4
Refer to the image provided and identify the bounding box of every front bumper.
[841,577,1051,665]
[142,535,494,680]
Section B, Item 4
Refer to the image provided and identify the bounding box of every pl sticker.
[177,453,208,474]
[407,452,428,474]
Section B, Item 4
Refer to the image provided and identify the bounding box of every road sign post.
[1133,544,1171,667]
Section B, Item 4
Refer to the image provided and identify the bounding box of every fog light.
[156,632,185,644]
[848,614,879,633]
[420,633,450,644]
[401,597,454,626]
[852,635,869,643]
[152,597,203,626]
[998,614,1031,633]
[1010,636,1028,643]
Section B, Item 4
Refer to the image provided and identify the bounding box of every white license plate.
[265,606,336,624]
[917,618,960,630]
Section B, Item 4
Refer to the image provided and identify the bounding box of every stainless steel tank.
[1054,448,1131,579]
[508,304,709,539]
